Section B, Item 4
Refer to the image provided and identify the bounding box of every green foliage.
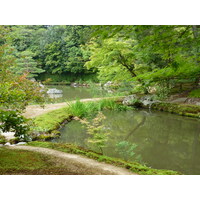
[80,112,110,153]
[0,134,7,144]
[14,50,45,77]
[85,37,138,82]
[189,88,200,98]
[67,99,129,118]
[87,25,200,94]
[0,110,31,141]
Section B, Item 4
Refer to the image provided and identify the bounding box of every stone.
[122,95,138,106]
[71,83,79,87]
[171,97,188,103]
[140,95,160,107]
[104,81,112,88]
[16,142,27,145]
[1,132,15,140]
[5,142,11,146]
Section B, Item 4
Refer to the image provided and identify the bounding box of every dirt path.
[24,97,123,118]
[9,145,136,175]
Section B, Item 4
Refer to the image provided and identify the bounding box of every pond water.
[46,85,108,102]
[54,109,200,175]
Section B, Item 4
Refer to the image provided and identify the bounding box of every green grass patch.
[189,88,200,98]
[67,99,129,118]
[33,99,129,133]
[33,107,72,132]
[27,141,181,175]
[0,147,77,175]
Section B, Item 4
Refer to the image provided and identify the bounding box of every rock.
[47,88,63,94]
[1,132,15,140]
[30,78,36,82]
[147,86,157,94]
[140,95,154,102]
[122,95,138,106]
[5,142,11,146]
[140,95,160,107]
[104,81,112,88]
[39,83,44,88]
[16,142,27,145]
[71,82,79,87]
[171,97,188,103]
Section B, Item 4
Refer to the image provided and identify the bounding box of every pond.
[46,85,109,102]
[53,109,200,175]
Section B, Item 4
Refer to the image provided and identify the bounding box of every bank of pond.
[32,98,200,175]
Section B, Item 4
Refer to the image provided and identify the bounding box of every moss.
[189,88,200,98]
[150,102,200,118]
[33,107,72,132]
[0,135,7,144]
[27,141,181,175]
[0,147,83,175]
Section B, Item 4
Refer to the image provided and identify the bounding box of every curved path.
[9,145,136,175]
[24,97,124,118]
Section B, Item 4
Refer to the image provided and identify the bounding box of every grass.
[0,147,78,175]
[67,99,129,118]
[33,99,129,134]
[27,141,181,175]
[189,88,200,98]
[33,106,72,132]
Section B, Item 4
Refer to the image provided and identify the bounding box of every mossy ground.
[0,147,79,175]
[189,88,200,98]
[151,102,200,118]
[27,141,181,175]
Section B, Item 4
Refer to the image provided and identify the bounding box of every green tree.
[12,50,45,77]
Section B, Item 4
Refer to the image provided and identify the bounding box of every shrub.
[0,110,31,142]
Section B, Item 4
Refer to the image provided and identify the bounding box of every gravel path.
[9,145,136,175]
[23,97,123,118]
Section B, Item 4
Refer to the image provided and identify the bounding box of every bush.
[0,110,31,142]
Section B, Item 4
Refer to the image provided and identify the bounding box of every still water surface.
[54,109,200,174]
[46,85,108,102]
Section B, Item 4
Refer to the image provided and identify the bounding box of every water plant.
[66,99,130,118]
[80,112,110,154]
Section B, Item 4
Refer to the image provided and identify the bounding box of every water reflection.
[48,93,63,99]
[46,85,94,102]
[54,110,200,174]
